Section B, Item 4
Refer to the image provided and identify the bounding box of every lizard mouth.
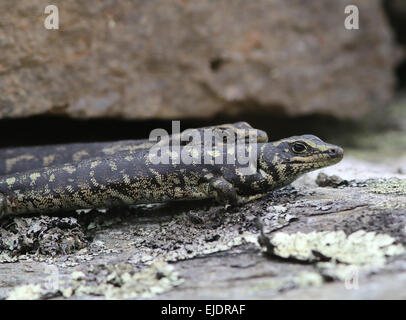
[285,147,344,167]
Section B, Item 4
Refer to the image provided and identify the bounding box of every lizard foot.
[237,193,267,205]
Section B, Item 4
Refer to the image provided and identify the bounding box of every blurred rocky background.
[2,0,406,301]
[0,0,402,121]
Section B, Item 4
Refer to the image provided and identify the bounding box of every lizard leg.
[208,177,238,206]
[208,178,267,206]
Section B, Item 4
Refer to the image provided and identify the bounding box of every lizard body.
[0,122,267,175]
[0,134,343,217]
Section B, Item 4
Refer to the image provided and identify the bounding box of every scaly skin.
[0,122,267,175]
[0,134,343,217]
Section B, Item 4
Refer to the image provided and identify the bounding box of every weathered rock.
[316,172,349,188]
[1,155,406,300]
[0,0,399,120]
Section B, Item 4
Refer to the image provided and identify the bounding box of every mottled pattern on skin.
[0,134,343,216]
[0,122,267,175]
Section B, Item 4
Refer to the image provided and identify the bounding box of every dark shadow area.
[383,0,406,89]
[0,109,397,150]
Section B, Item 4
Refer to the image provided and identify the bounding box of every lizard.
[0,122,268,176]
[0,134,343,217]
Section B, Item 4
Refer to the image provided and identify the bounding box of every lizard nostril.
[330,147,344,157]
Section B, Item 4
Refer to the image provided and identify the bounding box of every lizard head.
[259,134,343,184]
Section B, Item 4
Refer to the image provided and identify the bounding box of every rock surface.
[1,154,406,300]
[1,98,406,300]
[0,0,399,120]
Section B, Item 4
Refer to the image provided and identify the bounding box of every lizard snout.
[327,146,344,160]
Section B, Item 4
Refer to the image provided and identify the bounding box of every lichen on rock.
[263,230,404,266]
[368,178,406,196]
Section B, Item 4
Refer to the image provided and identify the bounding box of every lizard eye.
[291,142,307,153]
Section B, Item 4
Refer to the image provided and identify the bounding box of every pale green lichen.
[368,179,406,196]
[317,262,367,281]
[265,230,405,281]
[6,261,183,300]
[73,261,183,299]
[269,230,404,266]
[0,252,18,263]
[293,271,324,287]
[7,284,43,300]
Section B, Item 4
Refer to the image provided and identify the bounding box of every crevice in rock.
[209,57,226,72]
